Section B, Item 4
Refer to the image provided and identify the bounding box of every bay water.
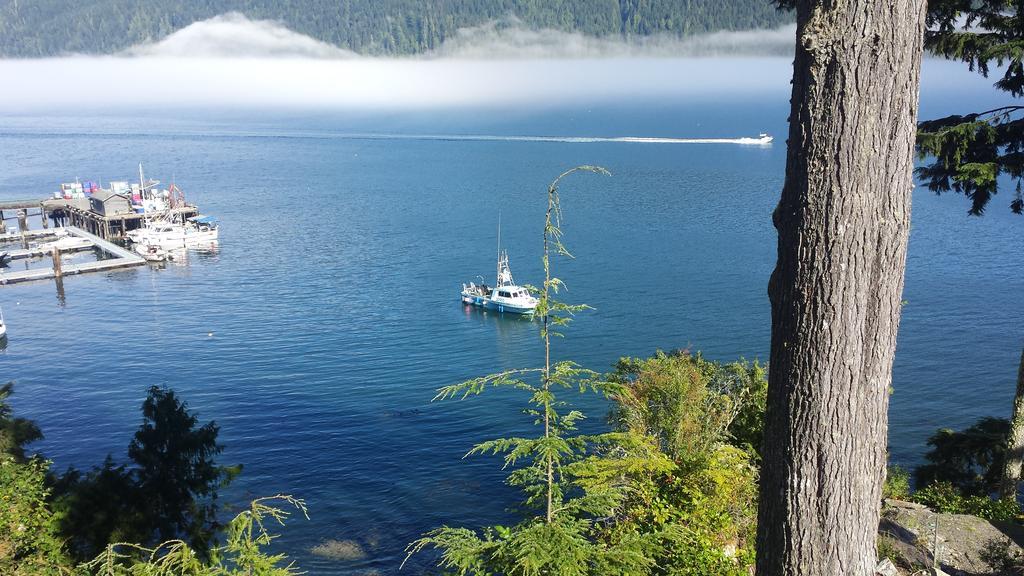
[0,58,1021,574]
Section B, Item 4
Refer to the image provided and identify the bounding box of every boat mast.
[495,211,501,286]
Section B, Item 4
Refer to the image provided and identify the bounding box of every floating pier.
[0,226,144,285]
[4,242,93,261]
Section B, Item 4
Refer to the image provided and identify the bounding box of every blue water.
[0,58,1021,574]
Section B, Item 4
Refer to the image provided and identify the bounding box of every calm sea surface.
[1,58,1021,574]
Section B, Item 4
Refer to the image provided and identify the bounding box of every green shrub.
[876,535,900,565]
[603,352,762,574]
[609,351,767,459]
[912,481,1021,521]
[883,465,911,501]
[600,444,758,575]
[0,457,70,575]
[980,537,1024,573]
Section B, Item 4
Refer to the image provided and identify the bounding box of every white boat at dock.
[461,237,538,315]
[126,215,219,250]
[133,242,169,262]
[0,306,6,339]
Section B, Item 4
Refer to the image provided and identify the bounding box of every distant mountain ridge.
[0,0,792,58]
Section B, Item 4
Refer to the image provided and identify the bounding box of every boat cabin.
[495,287,530,299]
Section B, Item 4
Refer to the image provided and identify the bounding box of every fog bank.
[0,14,1000,112]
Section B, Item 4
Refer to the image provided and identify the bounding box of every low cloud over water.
[0,13,1000,112]
[123,13,358,59]
[431,18,797,59]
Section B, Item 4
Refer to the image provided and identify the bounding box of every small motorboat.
[133,242,168,262]
[0,252,9,268]
[0,306,7,339]
[736,133,774,145]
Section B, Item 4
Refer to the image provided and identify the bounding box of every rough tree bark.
[1000,347,1024,501]
[755,1,927,574]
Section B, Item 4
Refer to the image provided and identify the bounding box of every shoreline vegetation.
[7,356,1024,574]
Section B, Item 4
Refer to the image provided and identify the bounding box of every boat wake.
[338,133,775,145]
[0,127,774,146]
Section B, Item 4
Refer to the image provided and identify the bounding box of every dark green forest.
[0,0,793,57]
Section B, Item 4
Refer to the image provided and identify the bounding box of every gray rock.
[875,557,898,576]
[884,497,928,510]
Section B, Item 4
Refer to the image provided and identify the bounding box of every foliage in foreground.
[609,350,767,460]
[0,457,70,575]
[0,382,243,569]
[914,0,1024,214]
[911,481,1020,521]
[0,382,43,463]
[407,168,762,575]
[605,351,761,574]
[914,416,1008,497]
[81,495,307,576]
[882,465,911,501]
[910,417,1022,521]
[1,455,307,576]
[53,386,240,561]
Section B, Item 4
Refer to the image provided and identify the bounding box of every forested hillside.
[0,0,791,57]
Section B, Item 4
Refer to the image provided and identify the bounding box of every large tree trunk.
[755,1,926,574]
[1000,347,1024,501]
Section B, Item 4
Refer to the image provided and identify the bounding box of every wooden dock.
[44,199,198,240]
[4,243,93,261]
[0,229,60,242]
[0,226,145,285]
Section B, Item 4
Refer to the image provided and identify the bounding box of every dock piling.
[52,246,62,277]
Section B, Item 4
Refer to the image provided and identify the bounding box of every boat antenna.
[496,211,501,286]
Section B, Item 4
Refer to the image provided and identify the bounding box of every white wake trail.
[330,133,775,145]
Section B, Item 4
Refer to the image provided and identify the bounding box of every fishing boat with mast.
[125,164,219,252]
[461,218,538,315]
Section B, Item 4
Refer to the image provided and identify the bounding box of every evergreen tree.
[917,0,1024,215]
[128,386,238,551]
[0,382,42,462]
[56,386,239,560]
